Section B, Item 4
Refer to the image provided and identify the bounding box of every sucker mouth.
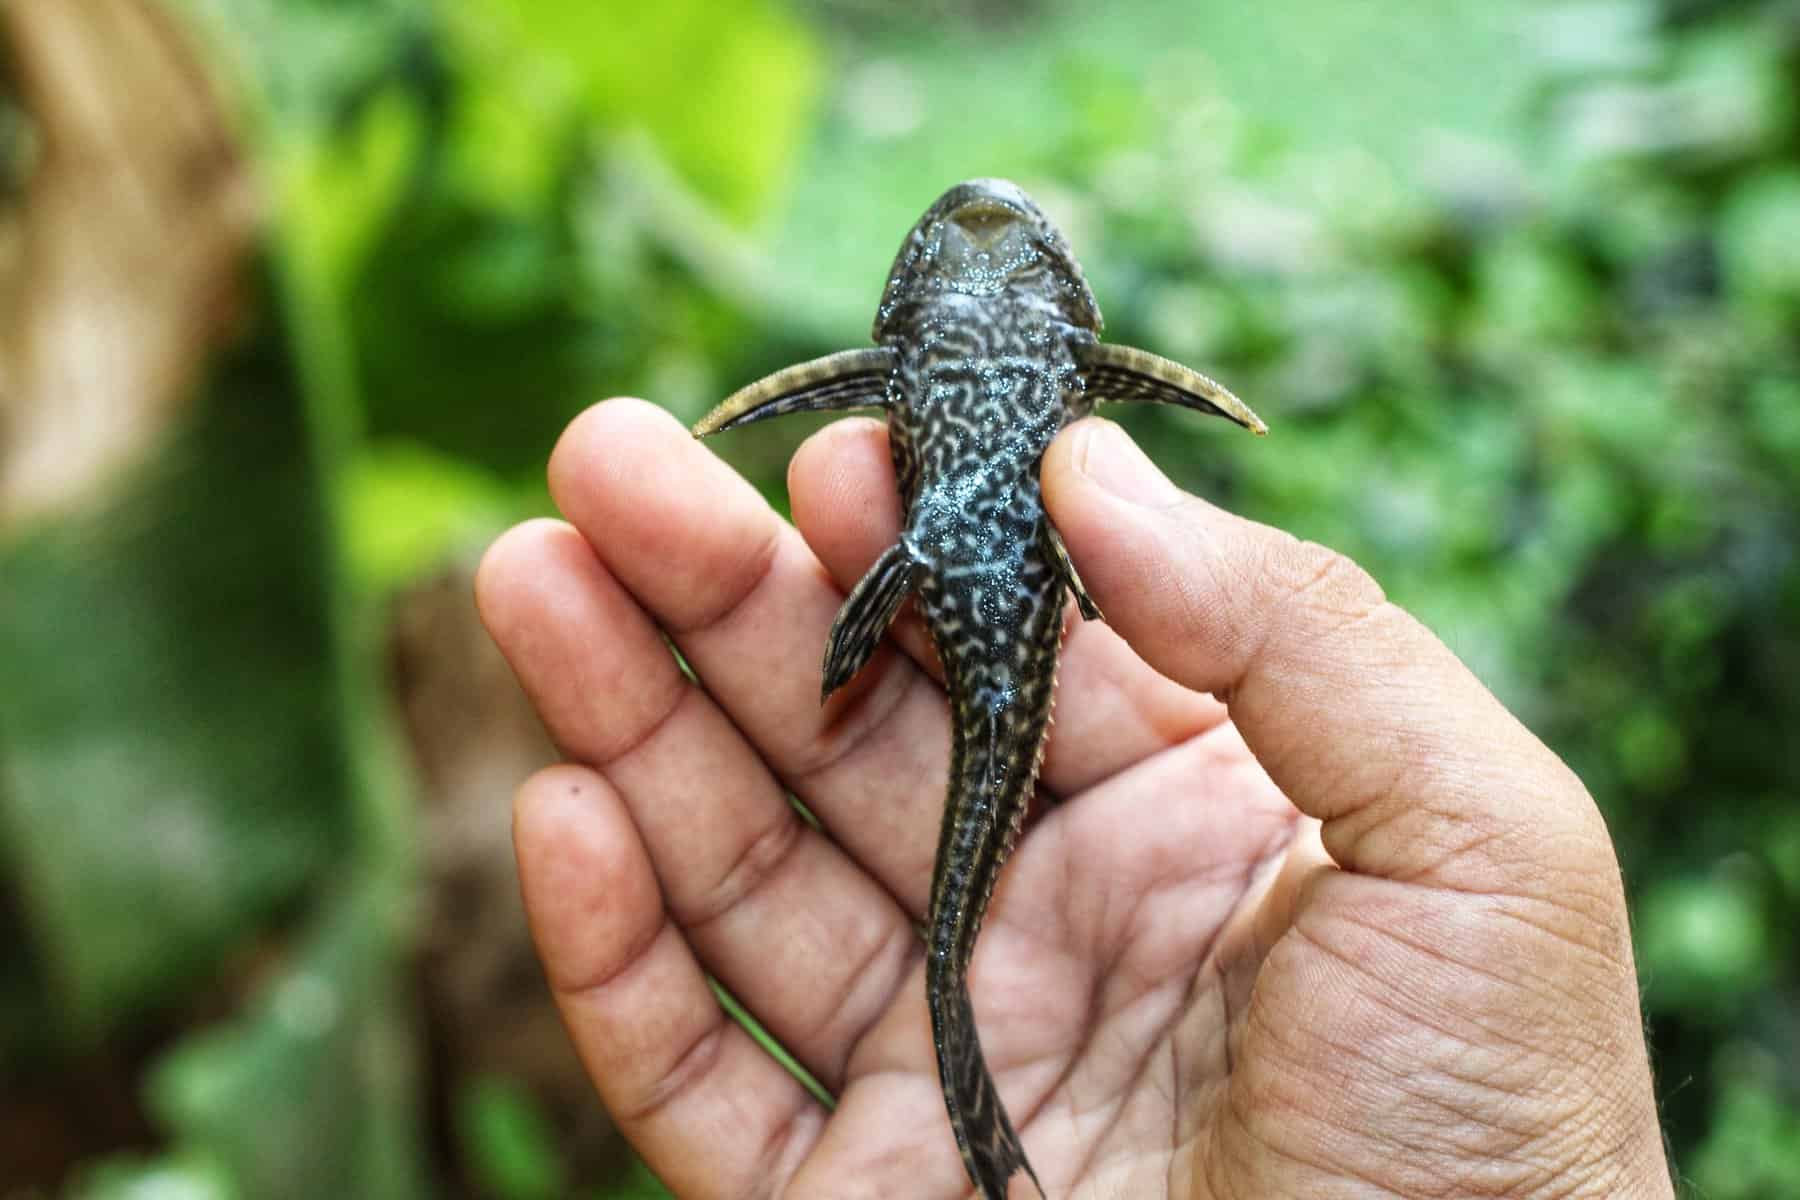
[949,200,1025,245]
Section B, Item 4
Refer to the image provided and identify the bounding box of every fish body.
[894,235,1090,1197]
[693,179,1266,1199]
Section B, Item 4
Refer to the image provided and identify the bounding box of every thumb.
[1042,417,1616,900]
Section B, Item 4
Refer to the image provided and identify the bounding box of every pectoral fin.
[693,348,896,437]
[821,541,919,701]
[1044,522,1102,622]
[1078,342,1268,435]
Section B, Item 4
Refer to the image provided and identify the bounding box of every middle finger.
[547,398,961,915]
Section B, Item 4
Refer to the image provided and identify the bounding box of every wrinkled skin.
[477,401,1673,1199]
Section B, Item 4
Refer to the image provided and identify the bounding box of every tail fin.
[928,958,1043,1199]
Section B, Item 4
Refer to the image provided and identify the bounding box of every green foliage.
[1720,166,1800,308]
[454,1075,567,1200]
[1640,873,1771,1007]
[146,881,423,1199]
[341,442,520,593]
[457,0,819,221]
[1688,1046,1800,1199]
[64,1152,235,1200]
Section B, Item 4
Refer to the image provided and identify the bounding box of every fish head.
[875,178,1102,339]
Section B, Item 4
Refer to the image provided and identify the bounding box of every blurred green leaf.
[64,1152,236,1200]
[455,1074,566,1200]
[279,84,426,299]
[1615,706,1687,792]
[1688,1050,1800,1200]
[1638,874,1769,1008]
[1719,167,1800,311]
[1746,374,1800,468]
[1474,232,1598,345]
[146,880,422,1200]
[593,1159,675,1200]
[1768,812,1800,898]
[451,0,820,222]
[341,441,515,593]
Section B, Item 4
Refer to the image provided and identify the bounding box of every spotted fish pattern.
[693,179,1266,1199]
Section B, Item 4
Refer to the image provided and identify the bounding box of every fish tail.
[927,955,1043,1199]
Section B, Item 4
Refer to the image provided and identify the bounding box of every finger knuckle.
[1259,536,1389,644]
[679,815,804,931]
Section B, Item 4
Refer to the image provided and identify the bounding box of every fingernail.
[1070,419,1180,508]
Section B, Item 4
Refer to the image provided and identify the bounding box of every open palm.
[477,399,1669,1198]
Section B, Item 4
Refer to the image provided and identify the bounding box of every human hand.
[476,398,1672,1198]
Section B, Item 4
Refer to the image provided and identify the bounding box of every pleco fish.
[692,179,1266,1199]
